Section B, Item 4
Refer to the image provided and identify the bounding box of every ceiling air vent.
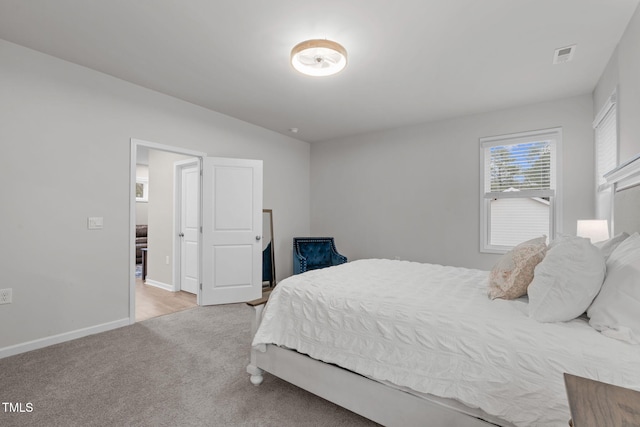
[553,44,576,64]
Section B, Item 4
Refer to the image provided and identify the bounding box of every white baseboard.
[0,318,130,359]
[144,278,176,292]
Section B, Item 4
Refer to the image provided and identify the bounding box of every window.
[480,128,562,253]
[593,91,617,223]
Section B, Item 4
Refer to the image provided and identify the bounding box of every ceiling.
[0,0,638,143]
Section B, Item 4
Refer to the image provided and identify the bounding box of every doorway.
[130,140,205,324]
[130,139,264,323]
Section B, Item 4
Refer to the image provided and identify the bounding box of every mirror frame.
[263,209,276,287]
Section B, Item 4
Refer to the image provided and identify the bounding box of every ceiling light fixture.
[291,39,347,77]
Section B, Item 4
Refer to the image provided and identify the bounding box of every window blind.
[487,141,552,193]
[595,103,617,189]
[592,92,617,230]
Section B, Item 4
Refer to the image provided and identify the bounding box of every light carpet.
[0,303,377,426]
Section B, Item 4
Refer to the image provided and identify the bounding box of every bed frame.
[246,302,507,427]
[246,154,640,427]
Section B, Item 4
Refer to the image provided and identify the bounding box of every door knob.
[256,235,261,241]
[179,232,184,237]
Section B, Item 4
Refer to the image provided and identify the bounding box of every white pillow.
[528,235,605,322]
[587,232,640,344]
[594,232,629,260]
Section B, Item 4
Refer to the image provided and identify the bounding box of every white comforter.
[252,259,640,426]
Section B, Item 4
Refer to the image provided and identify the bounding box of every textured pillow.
[488,236,547,300]
[594,232,629,260]
[587,232,640,344]
[528,235,605,322]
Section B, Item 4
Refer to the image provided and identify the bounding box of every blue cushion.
[299,242,332,269]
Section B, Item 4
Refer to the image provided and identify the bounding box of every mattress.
[252,259,640,426]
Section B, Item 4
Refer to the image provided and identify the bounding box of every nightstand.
[564,373,640,427]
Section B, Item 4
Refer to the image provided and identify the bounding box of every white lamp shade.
[577,220,610,243]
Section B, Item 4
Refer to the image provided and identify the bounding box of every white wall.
[0,40,310,352]
[311,95,594,270]
[594,4,640,164]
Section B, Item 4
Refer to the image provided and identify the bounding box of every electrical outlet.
[0,288,12,304]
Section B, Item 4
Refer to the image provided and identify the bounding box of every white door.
[179,162,200,294]
[201,157,263,305]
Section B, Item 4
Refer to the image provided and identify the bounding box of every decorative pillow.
[587,232,640,344]
[488,236,547,300]
[546,233,572,249]
[528,235,605,322]
[594,232,629,260]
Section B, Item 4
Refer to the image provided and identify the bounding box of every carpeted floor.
[0,304,378,427]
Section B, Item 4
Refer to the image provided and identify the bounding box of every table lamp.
[576,220,610,243]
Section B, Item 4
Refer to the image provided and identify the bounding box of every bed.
[247,161,640,427]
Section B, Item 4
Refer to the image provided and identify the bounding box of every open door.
[177,159,200,294]
[200,157,263,305]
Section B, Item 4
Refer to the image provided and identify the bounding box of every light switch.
[88,217,104,230]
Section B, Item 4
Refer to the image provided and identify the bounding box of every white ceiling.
[0,0,638,143]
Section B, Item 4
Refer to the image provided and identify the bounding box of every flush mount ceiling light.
[291,39,347,77]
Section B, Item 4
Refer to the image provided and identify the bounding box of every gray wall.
[594,4,640,164]
[0,40,310,350]
[310,95,595,271]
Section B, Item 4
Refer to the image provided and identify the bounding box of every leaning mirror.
[262,209,276,288]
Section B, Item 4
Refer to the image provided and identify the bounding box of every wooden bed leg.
[246,302,266,386]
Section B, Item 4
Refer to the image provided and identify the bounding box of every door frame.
[129,138,206,324]
[173,158,201,298]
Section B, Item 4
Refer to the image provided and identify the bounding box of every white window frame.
[479,128,563,254]
[593,89,617,231]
